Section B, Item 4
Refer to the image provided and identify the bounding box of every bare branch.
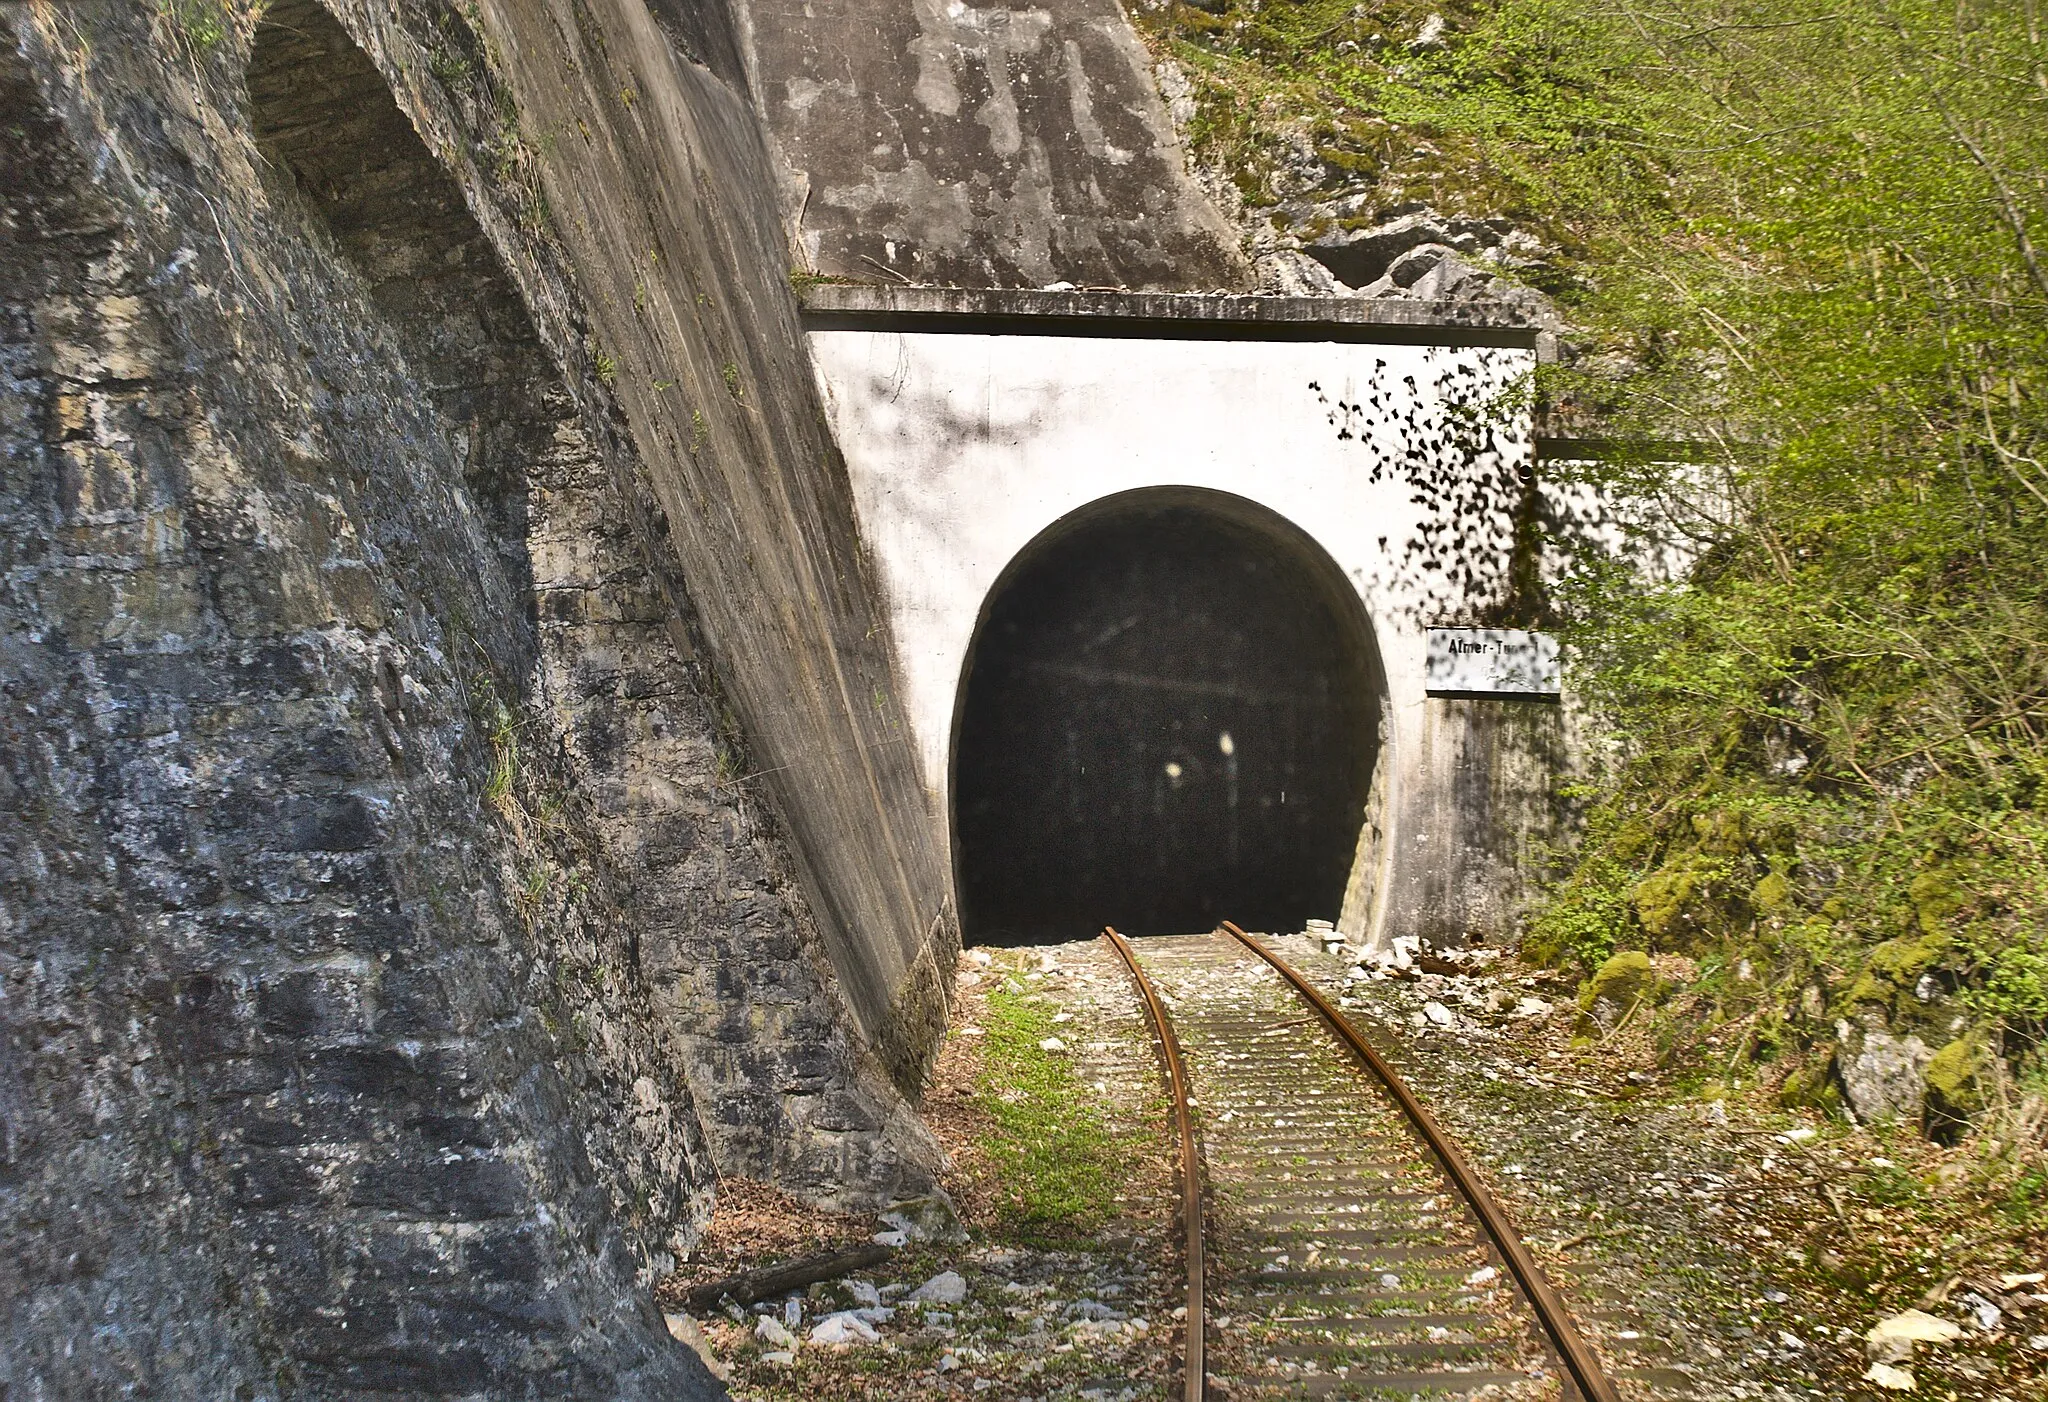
[1935,102,2048,303]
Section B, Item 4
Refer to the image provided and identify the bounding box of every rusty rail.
[1102,927,1206,1402]
[1220,920,1622,1402]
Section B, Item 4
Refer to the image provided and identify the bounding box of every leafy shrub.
[1140,0,2048,1093]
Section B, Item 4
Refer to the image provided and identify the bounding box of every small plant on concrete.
[156,0,232,53]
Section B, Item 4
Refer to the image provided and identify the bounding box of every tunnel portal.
[952,493,1382,945]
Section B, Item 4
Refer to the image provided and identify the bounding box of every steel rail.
[1102,927,1206,1402]
[1220,921,1623,1402]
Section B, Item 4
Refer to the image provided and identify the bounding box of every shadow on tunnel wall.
[951,489,1385,945]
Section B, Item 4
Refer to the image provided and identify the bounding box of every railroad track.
[1105,922,1621,1402]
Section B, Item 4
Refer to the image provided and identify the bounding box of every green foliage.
[157,0,232,53]
[1145,1,2048,1085]
[1858,1162,1930,1211]
[1521,4,2048,1036]
[2003,1164,2048,1228]
[477,684,520,812]
[427,44,474,85]
[972,984,1128,1242]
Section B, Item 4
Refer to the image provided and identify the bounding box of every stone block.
[280,794,379,853]
[347,1153,529,1220]
[464,1221,548,1280]
[257,964,375,1039]
[325,1346,494,1395]
[227,1148,331,1210]
[1835,1025,1933,1124]
[234,1102,374,1148]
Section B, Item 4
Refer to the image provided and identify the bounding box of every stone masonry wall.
[2,0,950,1395]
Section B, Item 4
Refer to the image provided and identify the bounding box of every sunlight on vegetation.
[1140,0,2048,1152]
[155,0,232,53]
[973,980,1131,1242]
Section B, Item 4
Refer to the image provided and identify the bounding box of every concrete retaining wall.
[1,2,955,1396]
[413,0,959,1081]
[734,0,1252,289]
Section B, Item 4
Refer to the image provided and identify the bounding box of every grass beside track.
[972,976,1134,1244]
[689,944,1179,1401]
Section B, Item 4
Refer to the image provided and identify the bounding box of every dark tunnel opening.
[952,491,1383,946]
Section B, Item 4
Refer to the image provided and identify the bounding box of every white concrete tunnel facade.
[806,312,1539,949]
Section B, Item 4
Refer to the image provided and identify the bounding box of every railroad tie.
[1108,926,1622,1402]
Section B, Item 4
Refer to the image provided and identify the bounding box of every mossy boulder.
[1908,866,1966,936]
[1777,1055,1840,1111]
[1923,1035,1995,1141]
[1576,950,1659,1034]
[1750,869,1793,917]
[1631,843,1751,953]
[1690,808,1747,856]
[1632,863,1704,942]
[1871,932,1949,982]
[1843,932,1950,1013]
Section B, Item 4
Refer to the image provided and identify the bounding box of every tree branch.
[1936,102,2048,303]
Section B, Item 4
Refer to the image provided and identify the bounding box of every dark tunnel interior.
[952,493,1382,946]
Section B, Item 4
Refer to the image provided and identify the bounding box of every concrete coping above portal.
[799,284,1542,349]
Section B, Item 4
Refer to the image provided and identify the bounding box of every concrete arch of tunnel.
[803,287,1563,954]
[949,488,1388,946]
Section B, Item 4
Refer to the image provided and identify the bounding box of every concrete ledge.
[799,284,1540,348]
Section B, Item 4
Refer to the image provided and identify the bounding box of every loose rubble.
[909,1270,970,1306]
[668,941,1180,1399]
[665,930,2046,1399]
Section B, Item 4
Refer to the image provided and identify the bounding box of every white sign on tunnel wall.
[1425,628,1561,700]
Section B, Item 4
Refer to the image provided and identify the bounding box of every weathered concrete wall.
[1383,699,1577,948]
[733,0,1253,289]
[424,0,959,1077]
[1,0,953,1395]
[801,286,1554,948]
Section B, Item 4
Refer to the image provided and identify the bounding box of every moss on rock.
[1633,864,1704,941]
[1870,932,1949,983]
[1631,850,1747,952]
[1690,809,1747,856]
[1841,932,1950,1016]
[1576,949,1659,1034]
[1924,1035,1994,1141]
[1908,866,1966,937]
[1777,1055,1840,1111]
[1751,869,1792,916]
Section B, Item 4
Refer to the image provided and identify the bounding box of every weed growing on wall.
[155,0,234,54]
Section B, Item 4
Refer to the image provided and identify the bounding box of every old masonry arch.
[951,489,1386,946]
